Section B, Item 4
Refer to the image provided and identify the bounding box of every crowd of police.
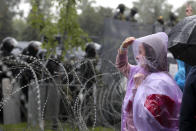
[0,37,100,127]
[113,4,178,34]
[114,4,138,22]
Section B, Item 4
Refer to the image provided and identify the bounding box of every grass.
[0,123,115,131]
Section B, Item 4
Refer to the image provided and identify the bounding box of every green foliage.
[13,18,28,41]
[77,0,96,11]
[27,0,58,54]
[41,19,58,52]
[0,0,21,41]
[23,0,56,41]
[26,0,89,56]
[57,0,89,54]
[0,123,115,130]
[27,0,46,40]
[29,2,44,31]
[78,5,113,42]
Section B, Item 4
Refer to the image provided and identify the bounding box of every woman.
[116,32,182,131]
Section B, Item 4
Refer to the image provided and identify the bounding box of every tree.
[24,0,89,56]
[24,0,50,41]
[23,0,59,55]
[78,5,113,43]
[77,0,95,11]
[133,0,173,24]
[0,0,21,41]
[57,0,88,54]
[13,18,28,41]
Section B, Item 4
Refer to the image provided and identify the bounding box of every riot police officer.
[22,41,42,57]
[126,7,138,22]
[114,4,126,21]
[153,16,165,33]
[0,37,18,123]
[20,41,42,121]
[0,37,17,57]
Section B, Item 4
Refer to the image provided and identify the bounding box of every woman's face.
[136,44,146,67]
[136,44,146,59]
[186,6,193,16]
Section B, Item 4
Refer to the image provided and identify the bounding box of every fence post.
[2,78,21,124]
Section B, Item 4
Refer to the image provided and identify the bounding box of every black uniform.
[20,41,42,121]
[126,7,138,22]
[79,44,97,89]
[180,66,196,131]
[114,4,126,21]
[0,37,17,123]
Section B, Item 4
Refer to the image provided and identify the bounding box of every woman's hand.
[133,73,145,89]
[122,37,136,48]
[132,73,145,98]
